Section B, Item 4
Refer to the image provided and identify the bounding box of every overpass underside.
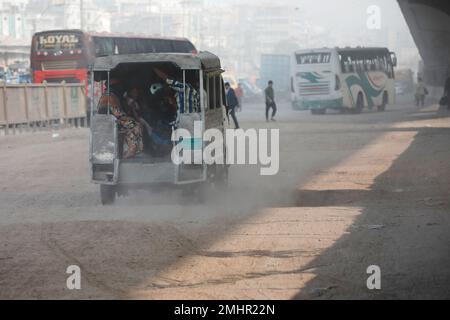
[398,0,450,87]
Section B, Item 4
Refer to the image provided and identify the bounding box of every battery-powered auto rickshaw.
[88,51,229,204]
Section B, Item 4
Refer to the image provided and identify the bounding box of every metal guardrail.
[0,83,87,135]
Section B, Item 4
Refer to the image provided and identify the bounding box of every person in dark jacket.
[225,82,240,129]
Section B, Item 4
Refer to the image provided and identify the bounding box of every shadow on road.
[293,125,450,299]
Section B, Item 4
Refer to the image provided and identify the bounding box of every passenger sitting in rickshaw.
[97,78,143,159]
[152,67,201,137]
[143,83,178,157]
[124,85,153,139]
[152,67,201,114]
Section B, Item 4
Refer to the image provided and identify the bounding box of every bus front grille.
[41,60,78,71]
[298,82,330,96]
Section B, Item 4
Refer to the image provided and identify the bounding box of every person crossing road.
[265,80,277,122]
[225,82,240,129]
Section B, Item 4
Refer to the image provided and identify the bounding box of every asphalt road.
[1,98,449,299]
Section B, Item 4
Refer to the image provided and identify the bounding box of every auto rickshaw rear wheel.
[208,163,228,191]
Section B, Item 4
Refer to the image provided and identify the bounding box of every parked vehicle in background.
[31,29,197,87]
[18,70,32,84]
[5,69,18,84]
[394,68,414,95]
[3,62,29,84]
[259,54,291,99]
[0,66,5,82]
[238,79,263,102]
[223,73,238,89]
[291,47,397,114]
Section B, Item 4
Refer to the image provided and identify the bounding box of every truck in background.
[395,68,414,95]
[258,54,291,100]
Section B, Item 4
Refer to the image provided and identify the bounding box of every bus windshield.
[338,49,394,77]
[36,32,83,51]
[296,52,331,64]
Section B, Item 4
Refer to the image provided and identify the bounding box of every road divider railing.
[0,82,87,135]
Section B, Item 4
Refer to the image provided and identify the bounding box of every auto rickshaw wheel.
[181,183,206,204]
[100,184,116,205]
[217,164,229,190]
[209,164,228,191]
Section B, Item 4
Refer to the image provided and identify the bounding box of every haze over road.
[1,99,450,299]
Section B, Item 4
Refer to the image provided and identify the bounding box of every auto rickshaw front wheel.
[206,163,228,191]
[100,184,116,205]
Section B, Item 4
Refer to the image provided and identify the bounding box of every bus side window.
[381,56,387,72]
[154,39,172,52]
[366,59,372,72]
[346,55,355,73]
[339,55,344,72]
[124,38,137,54]
[114,38,127,54]
[143,39,155,53]
[356,58,363,72]
[135,40,147,54]
[172,40,194,53]
[172,41,181,53]
[348,62,354,73]
[93,37,114,56]
[358,59,364,72]
[375,56,381,71]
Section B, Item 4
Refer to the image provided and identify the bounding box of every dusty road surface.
[1,99,450,299]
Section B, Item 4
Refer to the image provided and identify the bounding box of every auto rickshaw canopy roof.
[91,51,222,72]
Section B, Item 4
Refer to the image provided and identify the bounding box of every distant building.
[0,1,28,39]
[252,4,303,54]
[62,0,111,32]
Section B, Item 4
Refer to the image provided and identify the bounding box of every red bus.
[30,29,197,85]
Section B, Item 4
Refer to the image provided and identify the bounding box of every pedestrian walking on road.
[415,77,428,107]
[225,82,240,129]
[265,80,277,122]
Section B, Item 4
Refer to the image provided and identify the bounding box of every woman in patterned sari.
[97,78,143,159]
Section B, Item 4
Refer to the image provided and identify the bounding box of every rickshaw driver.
[97,78,144,159]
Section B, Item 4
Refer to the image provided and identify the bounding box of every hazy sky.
[299,0,410,30]
[215,0,413,38]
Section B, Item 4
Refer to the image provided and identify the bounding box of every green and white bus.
[291,47,397,114]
